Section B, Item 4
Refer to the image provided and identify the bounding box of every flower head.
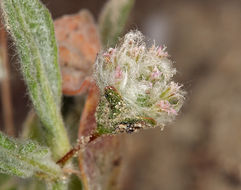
[94,31,185,134]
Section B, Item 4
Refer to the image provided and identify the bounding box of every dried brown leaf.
[54,10,101,95]
[78,83,123,190]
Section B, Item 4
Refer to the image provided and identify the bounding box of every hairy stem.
[56,133,100,166]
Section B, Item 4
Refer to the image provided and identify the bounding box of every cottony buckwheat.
[94,31,185,134]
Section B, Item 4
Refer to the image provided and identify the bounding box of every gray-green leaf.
[98,0,135,47]
[0,131,63,180]
[1,0,70,160]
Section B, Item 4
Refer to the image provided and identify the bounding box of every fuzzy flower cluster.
[94,31,185,128]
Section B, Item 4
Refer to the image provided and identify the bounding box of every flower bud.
[94,31,185,134]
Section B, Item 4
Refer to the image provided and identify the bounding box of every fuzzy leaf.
[98,0,135,47]
[0,175,46,190]
[21,110,47,146]
[1,0,70,160]
[0,131,63,180]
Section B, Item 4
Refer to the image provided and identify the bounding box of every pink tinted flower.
[170,82,181,93]
[148,82,153,88]
[94,31,185,128]
[157,46,168,57]
[150,66,162,80]
[157,100,177,115]
[103,48,116,58]
[108,47,115,54]
[115,65,123,79]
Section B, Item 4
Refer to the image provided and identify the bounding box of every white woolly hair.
[94,30,185,126]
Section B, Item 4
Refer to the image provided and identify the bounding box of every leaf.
[0,131,63,180]
[78,82,100,137]
[1,0,70,160]
[21,110,47,146]
[25,178,46,190]
[0,175,47,190]
[78,136,122,190]
[78,84,123,190]
[0,174,17,190]
[54,10,101,96]
[98,0,135,47]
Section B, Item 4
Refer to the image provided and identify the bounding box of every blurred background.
[1,0,241,189]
